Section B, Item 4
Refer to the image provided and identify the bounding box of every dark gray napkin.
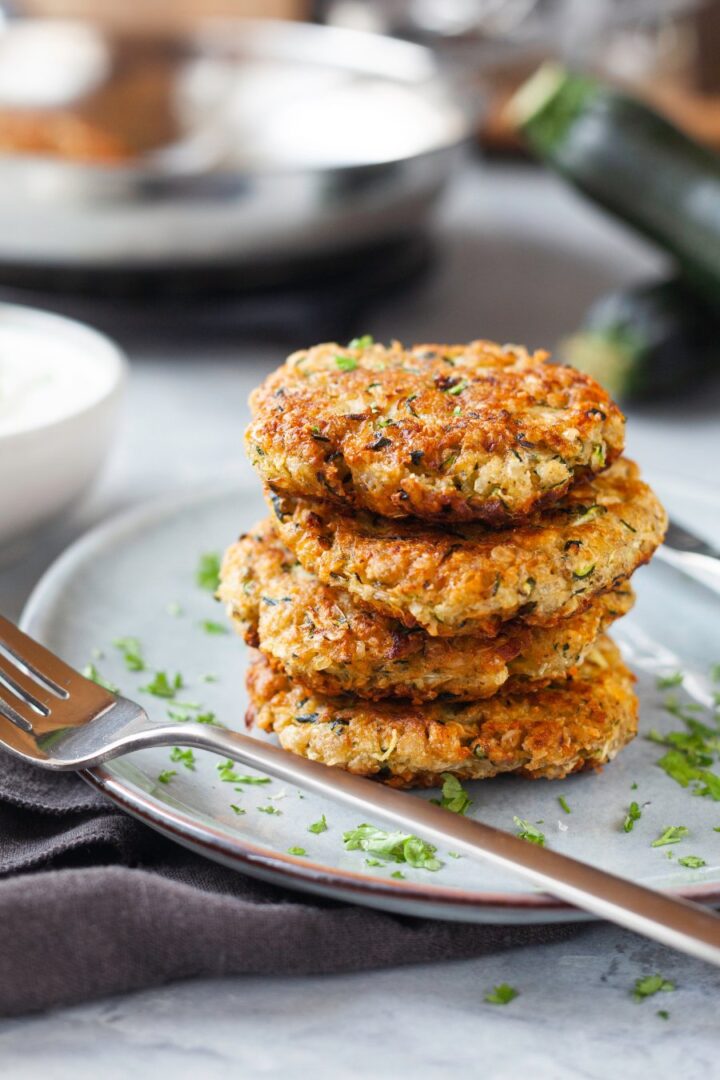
[0,752,579,1016]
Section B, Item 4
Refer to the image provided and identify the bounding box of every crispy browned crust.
[245,636,638,788]
[245,339,625,524]
[220,520,635,702]
[267,458,666,638]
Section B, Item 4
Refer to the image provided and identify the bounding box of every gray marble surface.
[1,162,719,1076]
[1,922,719,1080]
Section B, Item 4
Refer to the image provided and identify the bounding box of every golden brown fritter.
[221,521,635,702]
[267,458,666,638]
[246,636,638,789]
[246,339,625,524]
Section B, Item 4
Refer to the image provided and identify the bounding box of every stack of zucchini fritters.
[220,339,667,789]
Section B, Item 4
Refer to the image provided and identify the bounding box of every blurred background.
[0,0,718,605]
[0,0,718,336]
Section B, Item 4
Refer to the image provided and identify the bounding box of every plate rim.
[20,473,720,922]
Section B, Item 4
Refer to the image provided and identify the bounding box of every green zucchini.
[512,65,720,304]
[558,277,719,400]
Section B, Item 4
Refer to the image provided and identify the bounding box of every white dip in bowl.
[0,302,126,548]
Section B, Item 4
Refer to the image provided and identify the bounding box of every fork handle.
[144,722,720,966]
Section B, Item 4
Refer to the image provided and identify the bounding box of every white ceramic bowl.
[0,302,126,548]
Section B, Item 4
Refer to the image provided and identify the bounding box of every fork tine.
[0,615,83,697]
[0,651,55,715]
[0,616,117,727]
[0,679,40,731]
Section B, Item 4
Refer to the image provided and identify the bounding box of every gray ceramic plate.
[20,474,720,924]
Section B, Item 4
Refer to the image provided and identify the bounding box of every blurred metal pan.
[0,18,477,270]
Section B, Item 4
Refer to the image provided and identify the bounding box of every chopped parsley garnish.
[230,804,245,816]
[216,760,242,783]
[657,672,683,689]
[157,769,176,784]
[335,355,358,372]
[431,774,472,815]
[514,817,545,846]
[202,674,218,683]
[650,687,720,799]
[216,760,270,785]
[657,1010,670,1020]
[343,824,442,870]
[632,975,675,1001]
[258,805,281,815]
[141,671,183,699]
[199,620,228,635]
[287,846,307,856]
[82,664,119,694]
[656,749,720,801]
[196,552,221,592]
[167,705,220,725]
[196,711,220,725]
[366,858,383,867]
[391,870,405,880]
[623,801,642,833]
[484,984,519,1005]
[167,707,190,722]
[558,795,571,815]
[308,814,328,834]
[169,747,196,770]
[167,703,208,722]
[678,855,706,868]
[662,695,705,720]
[651,826,689,848]
[348,335,373,349]
[166,602,183,617]
[113,637,145,672]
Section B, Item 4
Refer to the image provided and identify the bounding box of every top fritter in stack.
[221,339,667,789]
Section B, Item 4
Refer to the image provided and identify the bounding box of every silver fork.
[1,613,720,966]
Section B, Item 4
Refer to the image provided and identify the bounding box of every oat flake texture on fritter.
[267,457,667,638]
[245,636,638,789]
[220,520,635,702]
[246,338,625,524]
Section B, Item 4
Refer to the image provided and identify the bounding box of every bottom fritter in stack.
[220,339,667,790]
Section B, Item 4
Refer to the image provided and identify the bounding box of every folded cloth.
[0,752,579,1016]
